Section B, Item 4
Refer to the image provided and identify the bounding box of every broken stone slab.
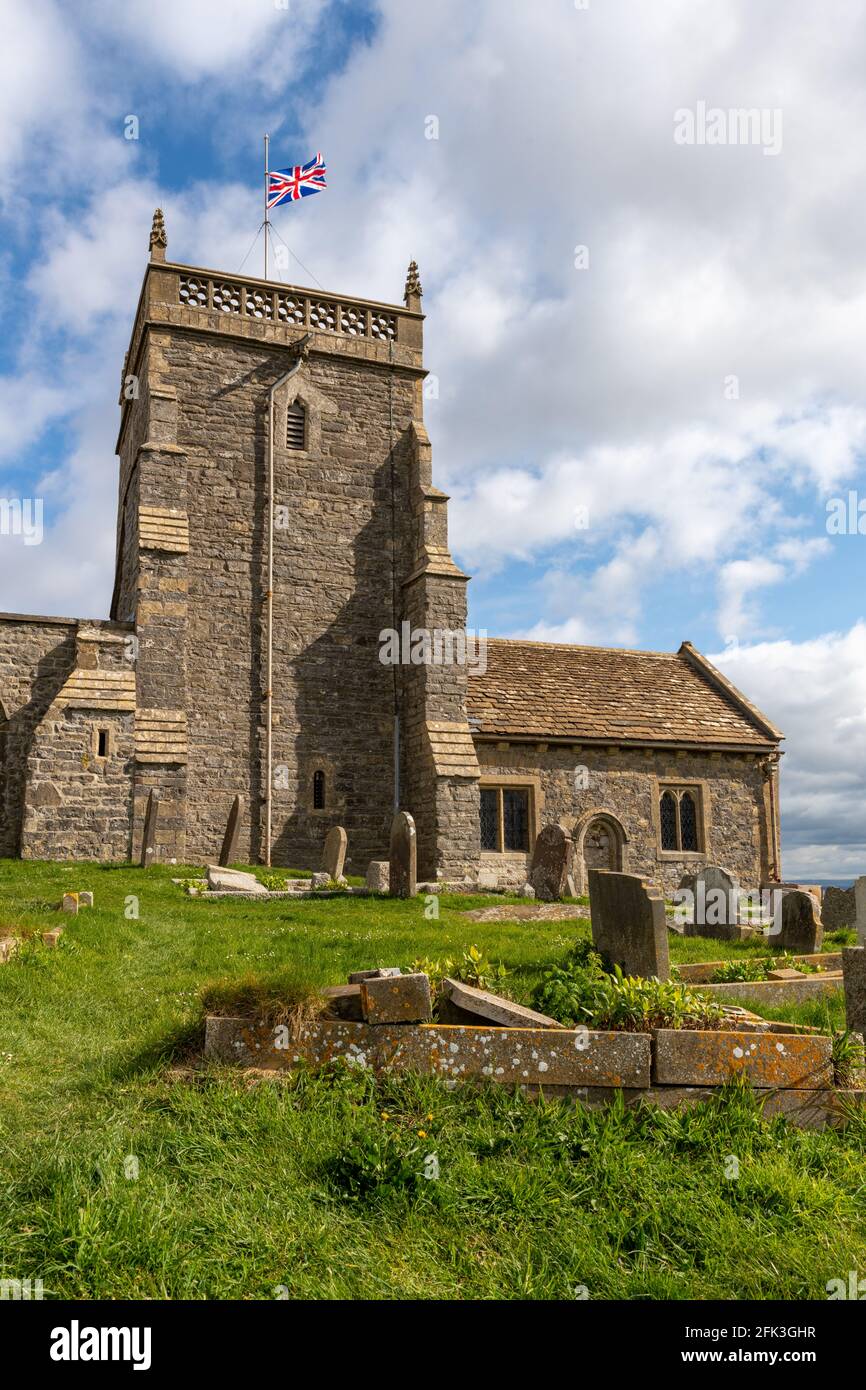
[438,977,565,1030]
[322,825,348,880]
[310,871,331,889]
[589,869,670,981]
[653,1028,832,1089]
[365,860,389,892]
[360,971,432,1024]
[348,967,402,983]
[42,927,64,948]
[519,882,535,899]
[321,984,363,1021]
[767,967,804,981]
[0,938,20,963]
[204,1016,652,1088]
[476,869,499,891]
[205,865,268,895]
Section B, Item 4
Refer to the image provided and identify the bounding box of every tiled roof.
[466,640,782,748]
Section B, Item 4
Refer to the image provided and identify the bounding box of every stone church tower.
[107,212,480,875]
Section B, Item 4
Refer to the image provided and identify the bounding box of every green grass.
[0,858,864,1300]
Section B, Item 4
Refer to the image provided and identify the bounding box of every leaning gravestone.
[529,824,570,902]
[589,869,671,981]
[842,946,866,1034]
[139,789,160,868]
[389,811,417,898]
[322,825,348,881]
[776,890,824,954]
[678,864,739,941]
[856,876,866,947]
[218,794,245,867]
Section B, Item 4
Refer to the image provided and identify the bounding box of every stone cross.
[218,794,245,867]
[775,890,823,954]
[139,789,160,869]
[389,811,417,898]
[589,868,671,981]
[322,825,348,881]
[529,823,570,901]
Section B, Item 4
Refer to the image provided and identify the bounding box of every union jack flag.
[267,153,327,209]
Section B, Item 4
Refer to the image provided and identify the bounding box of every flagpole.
[264,133,269,280]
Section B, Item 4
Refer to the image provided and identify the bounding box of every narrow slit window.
[286,401,306,450]
[313,769,325,810]
[97,729,109,758]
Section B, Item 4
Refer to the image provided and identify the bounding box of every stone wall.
[0,616,79,856]
[21,707,135,861]
[475,742,770,894]
[0,618,135,860]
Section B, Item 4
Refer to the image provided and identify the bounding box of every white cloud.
[711,626,866,880]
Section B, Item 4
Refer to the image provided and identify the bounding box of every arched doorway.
[572,809,628,896]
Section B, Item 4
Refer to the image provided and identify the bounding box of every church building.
[0,212,784,893]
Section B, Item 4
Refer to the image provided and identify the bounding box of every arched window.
[679,791,698,851]
[659,791,678,851]
[286,401,306,450]
[659,785,703,853]
[313,769,325,810]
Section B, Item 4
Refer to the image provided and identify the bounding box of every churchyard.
[1,839,865,1301]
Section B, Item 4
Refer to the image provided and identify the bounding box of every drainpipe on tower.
[264,334,311,866]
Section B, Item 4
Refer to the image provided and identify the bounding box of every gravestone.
[856,876,866,946]
[366,860,390,892]
[139,790,160,868]
[842,947,866,1034]
[389,811,417,898]
[678,865,739,941]
[822,885,855,931]
[777,890,824,954]
[61,893,79,915]
[322,825,348,881]
[79,891,94,908]
[529,824,570,902]
[589,869,671,981]
[218,794,245,867]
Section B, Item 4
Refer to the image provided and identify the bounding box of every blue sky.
[1,0,865,877]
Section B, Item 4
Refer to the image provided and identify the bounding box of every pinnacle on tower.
[404,259,422,307]
[149,208,167,262]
